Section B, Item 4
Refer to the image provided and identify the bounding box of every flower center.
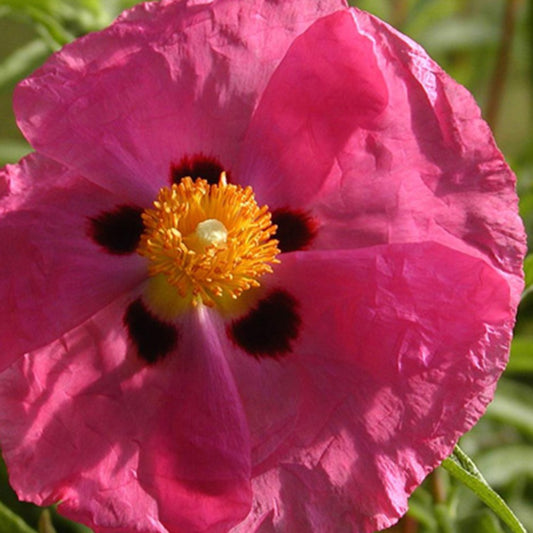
[137,174,280,313]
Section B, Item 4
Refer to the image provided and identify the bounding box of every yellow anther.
[137,175,279,314]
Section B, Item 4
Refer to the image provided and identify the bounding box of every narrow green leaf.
[3,0,69,12]
[442,446,526,533]
[0,499,38,533]
[24,6,75,46]
[0,39,50,91]
[72,0,101,15]
[1,2,76,46]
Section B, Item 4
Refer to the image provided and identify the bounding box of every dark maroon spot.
[171,154,230,185]
[124,299,178,364]
[271,208,317,253]
[229,290,301,358]
[88,205,144,255]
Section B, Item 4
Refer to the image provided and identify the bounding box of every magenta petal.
[241,8,524,302]
[239,9,387,207]
[0,298,251,533]
[14,0,346,202]
[0,153,145,370]
[137,306,252,532]
[230,243,516,532]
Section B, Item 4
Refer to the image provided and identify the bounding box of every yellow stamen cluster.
[137,175,280,309]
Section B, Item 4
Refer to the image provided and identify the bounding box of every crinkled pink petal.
[228,243,514,532]
[137,306,252,533]
[0,296,251,533]
[240,8,525,301]
[239,8,388,207]
[0,153,145,370]
[14,0,346,203]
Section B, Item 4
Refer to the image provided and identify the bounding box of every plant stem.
[431,468,446,504]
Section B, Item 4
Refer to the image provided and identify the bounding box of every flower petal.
[14,0,346,203]
[239,8,387,207]
[137,305,252,532]
[0,153,145,371]
[0,297,251,533]
[228,243,514,532]
[241,8,525,301]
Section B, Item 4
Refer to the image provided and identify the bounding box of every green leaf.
[0,0,110,43]
[23,5,75,47]
[442,446,526,533]
[0,39,49,91]
[0,499,37,533]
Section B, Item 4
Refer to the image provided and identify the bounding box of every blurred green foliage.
[0,0,532,532]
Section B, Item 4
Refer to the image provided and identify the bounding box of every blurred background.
[0,0,531,532]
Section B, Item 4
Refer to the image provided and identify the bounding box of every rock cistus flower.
[0,0,526,532]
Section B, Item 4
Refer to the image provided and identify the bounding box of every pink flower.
[0,0,526,532]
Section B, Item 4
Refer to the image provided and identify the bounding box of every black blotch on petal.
[170,154,230,185]
[88,205,144,255]
[271,208,317,253]
[124,299,178,364]
[229,290,301,358]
